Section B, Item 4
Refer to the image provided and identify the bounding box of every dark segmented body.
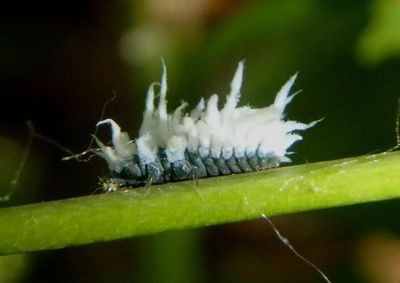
[110,148,282,187]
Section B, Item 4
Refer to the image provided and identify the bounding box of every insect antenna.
[62,91,117,161]
[87,90,117,150]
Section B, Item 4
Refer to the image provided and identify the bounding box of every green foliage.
[0,151,399,255]
[357,0,400,65]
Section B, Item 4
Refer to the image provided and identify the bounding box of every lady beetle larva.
[94,61,318,187]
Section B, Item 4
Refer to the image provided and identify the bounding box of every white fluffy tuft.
[95,119,137,172]
[96,61,318,172]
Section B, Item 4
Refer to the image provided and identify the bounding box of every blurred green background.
[1,0,400,282]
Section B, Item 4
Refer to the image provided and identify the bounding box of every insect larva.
[95,61,318,187]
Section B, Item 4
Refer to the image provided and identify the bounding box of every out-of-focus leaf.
[357,0,400,65]
[0,254,28,283]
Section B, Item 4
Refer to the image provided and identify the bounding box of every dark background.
[1,0,400,282]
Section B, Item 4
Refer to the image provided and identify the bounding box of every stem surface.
[0,151,399,255]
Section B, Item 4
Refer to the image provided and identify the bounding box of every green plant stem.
[0,151,399,255]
